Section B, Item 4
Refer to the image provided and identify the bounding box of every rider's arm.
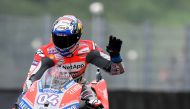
[86,36,125,75]
[26,49,45,80]
[29,57,55,82]
[23,48,54,92]
[86,50,125,75]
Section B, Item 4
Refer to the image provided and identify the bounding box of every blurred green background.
[1,0,190,109]
[0,0,190,26]
[2,0,190,25]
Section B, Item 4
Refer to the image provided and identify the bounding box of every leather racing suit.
[23,39,125,107]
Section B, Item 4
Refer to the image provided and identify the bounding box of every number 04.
[37,94,59,106]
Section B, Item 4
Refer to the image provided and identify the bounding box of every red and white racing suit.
[23,39,125,105]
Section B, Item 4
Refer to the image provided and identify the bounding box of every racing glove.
[106,35,123,63]
[86,99,103,108]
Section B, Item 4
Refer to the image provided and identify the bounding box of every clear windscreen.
[40,66,72,90]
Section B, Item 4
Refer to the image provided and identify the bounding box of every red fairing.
[59,84,82,108]
[23,81,38,106]
[90,80,109,109]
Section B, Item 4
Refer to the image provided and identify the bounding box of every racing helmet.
[52,15,83,56]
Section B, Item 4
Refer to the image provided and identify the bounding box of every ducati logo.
[36,49,45,57]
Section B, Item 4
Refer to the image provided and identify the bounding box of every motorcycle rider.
[23,15,125,108]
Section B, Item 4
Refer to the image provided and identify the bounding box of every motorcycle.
[15,65,109,109]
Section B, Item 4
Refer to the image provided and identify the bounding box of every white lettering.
[19,101,30,109]
[68,84,81,94]
[37,94,59,106]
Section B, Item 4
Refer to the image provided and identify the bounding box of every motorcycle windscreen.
[18,66,82,109]
[40,66,73,90]
[34,66,82,109]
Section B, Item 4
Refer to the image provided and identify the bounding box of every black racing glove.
[106,35,123,63]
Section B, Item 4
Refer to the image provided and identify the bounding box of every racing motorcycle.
[15,59,109,109]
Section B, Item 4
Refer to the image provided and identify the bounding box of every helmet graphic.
[52,15,83,56]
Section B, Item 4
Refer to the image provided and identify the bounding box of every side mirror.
[96,68,102,82]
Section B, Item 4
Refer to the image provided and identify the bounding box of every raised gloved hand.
[106,35,123,63]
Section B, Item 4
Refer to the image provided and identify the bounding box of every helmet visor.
[52,34,80,49]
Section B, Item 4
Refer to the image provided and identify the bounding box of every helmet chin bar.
[55,42,79,57]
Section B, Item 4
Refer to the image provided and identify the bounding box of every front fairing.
[17,66,82,109]
[90,79,109,109]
